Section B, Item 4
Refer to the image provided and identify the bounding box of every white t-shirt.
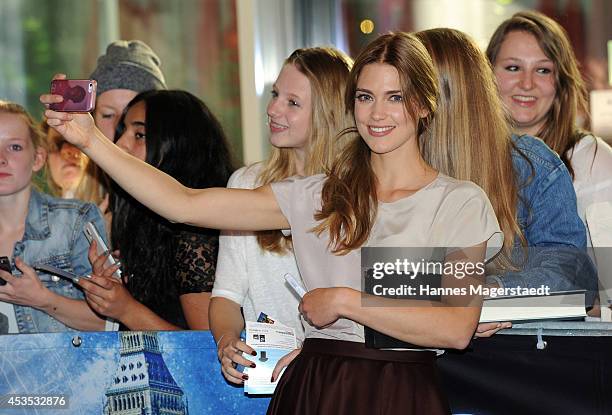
[570,135,612,235]
[271,173,503,344]
[212,164,305,341]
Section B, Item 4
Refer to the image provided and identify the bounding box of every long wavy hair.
[416,28,525,269]
[111,90,234,307]
[74,159,109,205]
[313,32,439,255]
[255,47,354,253]
[39,121,107,203]
[486,10,589,178]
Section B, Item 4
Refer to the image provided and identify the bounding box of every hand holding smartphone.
[0,256,11,286]
[49,79,97,112]
[83,222,122,332]
[83,222,121,280]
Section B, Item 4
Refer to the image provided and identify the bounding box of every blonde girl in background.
[415,28,596,332]
[40,122,95,200]
[487,10,612,229]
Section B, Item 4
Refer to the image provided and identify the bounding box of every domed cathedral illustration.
[103,331,189,415]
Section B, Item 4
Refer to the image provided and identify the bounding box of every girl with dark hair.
[77,90,234,330]
[44,32,501,413]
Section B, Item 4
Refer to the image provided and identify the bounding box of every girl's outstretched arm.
[41,92,287,231]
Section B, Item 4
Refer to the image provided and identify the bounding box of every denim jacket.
[487,135,598,304]
[9,189,107,333]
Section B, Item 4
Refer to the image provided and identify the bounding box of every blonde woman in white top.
[211,47,353,384]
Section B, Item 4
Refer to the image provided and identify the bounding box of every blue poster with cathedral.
[0,331,270,414]
[104,332,189,414]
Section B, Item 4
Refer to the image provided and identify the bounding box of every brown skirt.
[266,338,450,415]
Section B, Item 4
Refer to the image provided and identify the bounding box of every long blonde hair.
[0,101,46,191]
[314,32,439,255]
[256,47,354,253]
[416,28,524,269]
[40,120,107,204]
[75,161,108,205]
[486,10,588,178]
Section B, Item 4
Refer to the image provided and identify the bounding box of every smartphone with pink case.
[49,79,97,112]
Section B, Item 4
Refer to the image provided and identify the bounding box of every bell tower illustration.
[103,331,189,415]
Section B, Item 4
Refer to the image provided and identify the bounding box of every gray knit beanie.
[90,40,167,95]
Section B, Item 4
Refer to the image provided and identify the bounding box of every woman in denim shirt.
[498,135,595,296]
[415,29,596,334]
[487,11,612,229]
[0,101,106,333]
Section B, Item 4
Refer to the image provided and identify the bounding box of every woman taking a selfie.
[44,32,501,413]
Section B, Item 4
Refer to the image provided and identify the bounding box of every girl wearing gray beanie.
[71,40,167,223]
[90,39,167,140]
